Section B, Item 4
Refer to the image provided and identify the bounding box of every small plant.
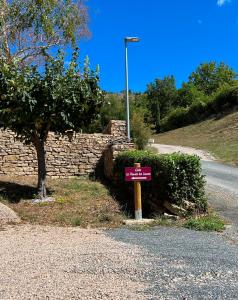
[154,215,175,227]
[56,197,67,204]
[71,216,82,227]
[128,224,155,231]
[184,214,225,232]
[37,201,51,207]
[98,213,113,223]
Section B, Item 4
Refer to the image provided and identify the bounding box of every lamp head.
[125,37,140,43]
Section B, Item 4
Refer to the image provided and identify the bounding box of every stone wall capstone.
[0,120,133,178]
[103,120,126,137]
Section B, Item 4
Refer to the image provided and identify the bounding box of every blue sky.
[74,0,238,92]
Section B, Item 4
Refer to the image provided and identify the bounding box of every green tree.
[0,50,103,199]
[189,62,237,95]
[100,93,125,128]
[0,0,88,64]
[87,93,125,133]
[177,82,207,107]
[146,76,178,132]
[132,92,152,125]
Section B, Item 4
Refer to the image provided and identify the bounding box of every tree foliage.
[146,76,178,132]
[0,0,88,64]
[86,93,125,133]
[0,49,103,198]
[189,62,237,95]
[177,82,207,108]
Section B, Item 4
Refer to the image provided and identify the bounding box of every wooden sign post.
[125,163,152,220]
[134,163,142,220]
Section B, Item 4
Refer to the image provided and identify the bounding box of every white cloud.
[217,0,231,7]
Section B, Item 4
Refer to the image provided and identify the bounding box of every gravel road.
[0,224,238,299]
[0,225,147,300]
[108,227,238,300]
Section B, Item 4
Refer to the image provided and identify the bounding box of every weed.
[71,216,82,227]
[56,197,67,204]
[154,215,175,226]
[98,213,113,223]
[184,214,225,232]
[128,224,155,231]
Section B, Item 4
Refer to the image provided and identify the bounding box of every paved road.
[202,161,238,196]
[154,144,238,226]
[203,161,238,227]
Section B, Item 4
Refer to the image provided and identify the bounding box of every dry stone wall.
[0,120,132,178]
[104,143,135,179]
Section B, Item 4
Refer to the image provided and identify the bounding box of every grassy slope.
[153,111,238,166]
[0,177,124,228]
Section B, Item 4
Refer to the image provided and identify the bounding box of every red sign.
[125,167,152,182]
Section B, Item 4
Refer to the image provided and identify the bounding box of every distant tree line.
[92,61,237,137]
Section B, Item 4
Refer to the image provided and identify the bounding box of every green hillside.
[153,111,238,166]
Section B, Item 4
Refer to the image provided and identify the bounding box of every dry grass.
[0,176,124,228]
[153,111,238,166]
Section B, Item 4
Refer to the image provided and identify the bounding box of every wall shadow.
[100,177,135,217]
[0,181,52,203]
[100,176,155,218]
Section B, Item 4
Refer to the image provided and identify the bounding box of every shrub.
[188,100,208,122]
[210,84,238,113]
[162,99,211,131]
[113,150,207,216]
[161,107,188,131]
[162,84,238,132]
[131,111,152,149]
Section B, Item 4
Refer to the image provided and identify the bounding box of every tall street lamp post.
[124,37,140,140]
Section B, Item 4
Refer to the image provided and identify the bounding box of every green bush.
[210,84,238,113]
[161,107,188,131]
[189,100,208,121]
[161,99,210,131]
[131,111,151,150]
[161,84,238,132]
[113,150,207,216]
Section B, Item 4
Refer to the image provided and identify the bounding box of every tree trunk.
[155,104,161,133]
[34,137,47,199]
[1,0,11,63]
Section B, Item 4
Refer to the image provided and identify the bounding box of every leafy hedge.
[113,150,207,216]
[162,84,238,131]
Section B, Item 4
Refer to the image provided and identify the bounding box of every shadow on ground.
[0,181,52,203]
[101,177,154,219]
